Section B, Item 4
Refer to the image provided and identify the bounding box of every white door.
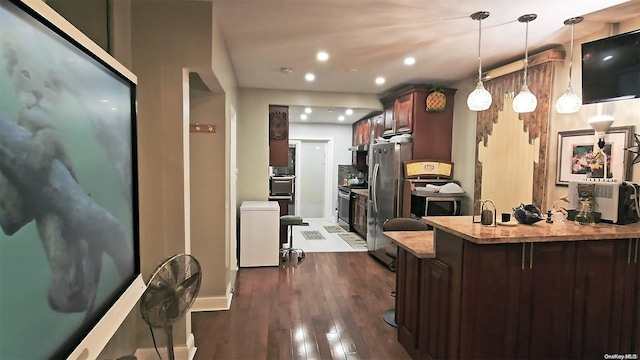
[299,140,327,218]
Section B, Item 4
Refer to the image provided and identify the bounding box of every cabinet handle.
[521,243,526,270]
[529,243,534,269]
[635,238,639,264]
[629,239,634,264]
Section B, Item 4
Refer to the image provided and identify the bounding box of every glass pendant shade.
[513,83,537,113]
[556,86,582,113]
[467,11,491,111]
[513,14,537,114]
[467,81,492,111]
[555,17,584,114]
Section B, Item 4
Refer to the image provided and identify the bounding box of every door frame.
[289,137,334,220]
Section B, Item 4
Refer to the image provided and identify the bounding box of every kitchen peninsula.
[386,216,640,360]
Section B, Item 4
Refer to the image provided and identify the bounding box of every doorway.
[293,139,332,220]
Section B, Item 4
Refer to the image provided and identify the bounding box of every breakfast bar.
[385,216,640,360]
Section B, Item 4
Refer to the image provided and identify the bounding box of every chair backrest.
[382,217,429,231]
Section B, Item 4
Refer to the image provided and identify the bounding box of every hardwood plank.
[193,252,410,360]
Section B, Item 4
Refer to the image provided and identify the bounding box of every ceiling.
[212,0,640,124]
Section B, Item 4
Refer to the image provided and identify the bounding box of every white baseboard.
[191,291,233,312]
[135,333,196,360]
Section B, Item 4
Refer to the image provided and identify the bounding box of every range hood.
[348,144,369,151]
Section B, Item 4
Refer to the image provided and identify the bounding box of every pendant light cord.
[477,17,483,81]
[523,20,529,85]
[568,23,575,87]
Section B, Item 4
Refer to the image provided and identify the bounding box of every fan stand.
[164,325,175,360]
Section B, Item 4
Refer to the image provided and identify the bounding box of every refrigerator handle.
[372,163,379,213]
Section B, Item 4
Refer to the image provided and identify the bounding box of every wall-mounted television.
[0,0,143,358]
[581,28,640,104]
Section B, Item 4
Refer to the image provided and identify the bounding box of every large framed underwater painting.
[0,0,142,358]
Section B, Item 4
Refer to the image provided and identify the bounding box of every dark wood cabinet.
[269,105,289,167]
[379,85,456,161]
[371,114,385,140]
[396,231,640,359]
[352,118,371,146]
[352,192,367,238]
[394,92,414,134]
[571,239,639,358]
[396,248,451,360]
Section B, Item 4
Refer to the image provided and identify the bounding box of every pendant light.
[467,11,492,111]
[513,14,538,114]
[555,16,584,114]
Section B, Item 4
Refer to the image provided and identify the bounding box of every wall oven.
[338,187,351,230]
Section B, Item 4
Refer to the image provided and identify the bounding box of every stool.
[280,215,307,263]
[381,217,429,328]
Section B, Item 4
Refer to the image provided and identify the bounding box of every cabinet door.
[418,258,451,360]
[459,242,523,359]
[371,114,385,139]
[396,248,421,358]
[352,121,359,146]
[621,239,640,353]
[383,102,395,136]
[571,240,633,358]
[394,93,414,134]
[518,242,575,360]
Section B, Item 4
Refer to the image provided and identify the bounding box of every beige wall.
[236,88,381,205]
[546,17,640,205]
[452,15,640,215]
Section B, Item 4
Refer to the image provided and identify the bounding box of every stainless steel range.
[337,183,367,231]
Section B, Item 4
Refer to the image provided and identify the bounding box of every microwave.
[568,181,640,224]
[410,193,464,218]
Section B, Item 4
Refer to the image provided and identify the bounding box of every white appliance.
[367,142,413,266]
[568,181,640,224]
[240,201,280,267]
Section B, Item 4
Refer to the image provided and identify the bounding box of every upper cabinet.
[269,105,289,167]
[352,118,372,146]
[379,85,456,161]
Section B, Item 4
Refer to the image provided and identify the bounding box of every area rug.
[301,231,325,240]
[323,225,347,233]
[337,233,368,250]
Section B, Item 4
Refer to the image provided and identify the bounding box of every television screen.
[581,29,640,104]
[0,0,140,358]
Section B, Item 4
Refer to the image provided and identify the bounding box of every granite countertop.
[423,216,640,244]
[351,189,369,197]
[383,231,434,258]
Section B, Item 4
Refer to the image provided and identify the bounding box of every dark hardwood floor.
[192,252,411,360]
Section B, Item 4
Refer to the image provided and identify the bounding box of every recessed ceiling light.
[301,114,308,120]
[345,109,353,115]
[305,107,312,114]
[100,99,108,103]
[305,73,315,81]
[404,57,416,65]
[375,77,386,85]
[317,51,329,61]
[338,115,345,121]
[603,55,613,61]
[280,67,293,73]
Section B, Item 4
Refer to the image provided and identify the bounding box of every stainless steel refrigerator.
[367,142,413,266]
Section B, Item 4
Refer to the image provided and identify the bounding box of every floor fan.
[140,254,202,360]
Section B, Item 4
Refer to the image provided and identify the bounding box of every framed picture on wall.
[556,126,634,185]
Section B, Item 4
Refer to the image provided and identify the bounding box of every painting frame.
[556,126,634,185]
